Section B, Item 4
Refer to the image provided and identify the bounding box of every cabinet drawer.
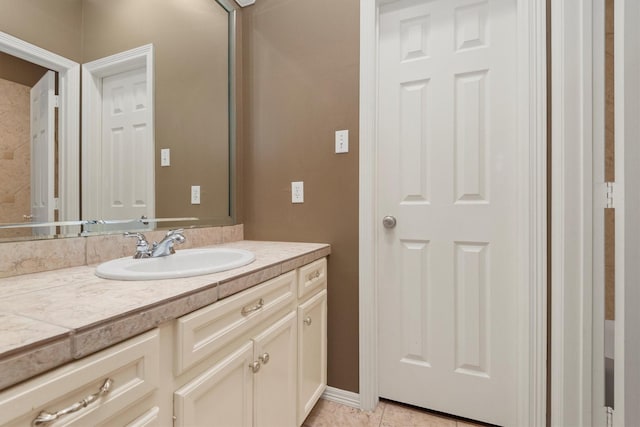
[0,329,160,427]
[297,258,327,300]
[175,270,296,374]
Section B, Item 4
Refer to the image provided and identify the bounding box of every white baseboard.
[321,386,361,409]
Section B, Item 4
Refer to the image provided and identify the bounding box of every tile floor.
[303,398,489,427]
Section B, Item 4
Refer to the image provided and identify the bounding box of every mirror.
[0,0,236,241]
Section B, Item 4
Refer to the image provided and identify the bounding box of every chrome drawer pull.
[241,298,264,316]
[32,378,113,426]
[308,270,321,281]
[304,316,312,326]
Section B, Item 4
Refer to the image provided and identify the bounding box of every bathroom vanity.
[0,241,329,426]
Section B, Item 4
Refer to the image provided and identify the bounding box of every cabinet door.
[253,311,297,427]
[174,342,254,427]
[297,289,327,425]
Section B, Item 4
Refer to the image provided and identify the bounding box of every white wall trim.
[358,1,547,424]
[0,31,80,228]
[322,386,361,409]
[550,0,595,425]
[358,0,379,413]
[81,44,155,221]
[591,0,606,424]
[516,0,548,425]
[615,1,640,424]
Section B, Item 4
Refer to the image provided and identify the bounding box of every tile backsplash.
[0,225,243,278]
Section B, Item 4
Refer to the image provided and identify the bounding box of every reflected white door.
[30,70,56,236]
[377,0,519,425]
[101,67,154,227]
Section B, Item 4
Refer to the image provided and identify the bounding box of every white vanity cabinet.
[173,271,298,427]
[172,258,328,427]
[0,256,328,427]
[0,330,161,427]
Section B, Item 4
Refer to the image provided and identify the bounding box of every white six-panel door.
[100,67,154,224]
[377,0,519,425]
[30,70,56,236]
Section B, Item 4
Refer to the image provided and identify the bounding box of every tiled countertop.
[0,240,330,391]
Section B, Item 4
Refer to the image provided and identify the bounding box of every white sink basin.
[95,248,256,281]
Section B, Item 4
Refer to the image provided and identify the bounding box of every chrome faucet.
[151,229,186,257]
[124,229,186,258]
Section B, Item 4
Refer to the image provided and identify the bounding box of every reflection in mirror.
[0,51,50,238]
[0,30,81,241]
[0,0,236,242]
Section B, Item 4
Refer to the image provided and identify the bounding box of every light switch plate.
[292,181,304,203]
[191,186,201,204]
[335,130,349,153]
[161,148,170,166]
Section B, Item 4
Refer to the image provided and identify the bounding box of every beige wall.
[241,0,360,392]
[0,52,49,88]
[82,0,231,224]
[0,0,83,62]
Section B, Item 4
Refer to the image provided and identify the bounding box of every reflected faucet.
[124,229,186,258]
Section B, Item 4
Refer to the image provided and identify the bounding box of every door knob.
[382,216,397,229]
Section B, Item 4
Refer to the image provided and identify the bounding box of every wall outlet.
[160,148,171,166]
[292,181,304,203]
[335,130,349,153]
[191,185,201,204]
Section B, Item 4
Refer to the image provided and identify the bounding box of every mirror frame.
[0,0,238,239]
[224,0,238,225]
[0,31,80,232]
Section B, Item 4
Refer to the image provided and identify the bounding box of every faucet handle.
[124,232,151,258]
[124,231,148,244]
[166,229,186,244]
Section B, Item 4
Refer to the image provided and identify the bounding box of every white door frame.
[0,32,80,227]
[549,0,596,426]
[614,0,640,424]
[358,1,547,425]
[81,44,155,222]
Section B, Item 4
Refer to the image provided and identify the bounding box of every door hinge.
[606,406,614,427]
[606,182,615,209]
[54,95,60,108]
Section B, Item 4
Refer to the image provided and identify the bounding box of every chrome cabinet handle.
[259,352,270,365]
[241,298,264,316]
[382,216,397,229]
[304,316,312,326]
[308,270,321,281]
[32,378,113,426]
[249,361,261,373]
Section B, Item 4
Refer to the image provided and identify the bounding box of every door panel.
[30,70,56,235]
[298,290,327,425]
[252,311,297,427]
[101,67,153,226]
[377,1,518,425]
[173,342,253,427]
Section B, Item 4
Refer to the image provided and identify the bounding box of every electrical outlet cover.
[291,181,304,203]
